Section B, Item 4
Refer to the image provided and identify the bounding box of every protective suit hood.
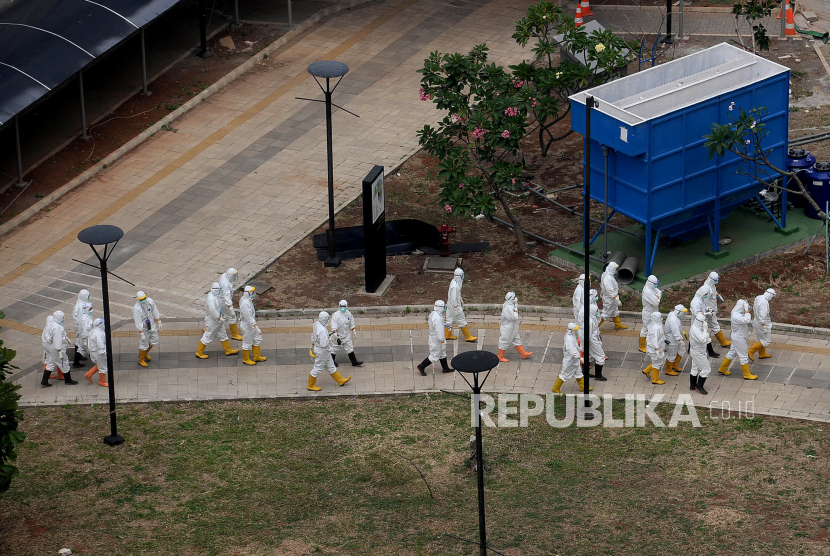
[53,310,65,324]
[78,289,90,302]
[433,300,446,313]
[93,317,105,329]
[210,282,222,297]
[764,288,776,301]
[318,311,330,326]
[651,311,662,325]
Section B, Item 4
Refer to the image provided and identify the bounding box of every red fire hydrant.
[438,223,456,257]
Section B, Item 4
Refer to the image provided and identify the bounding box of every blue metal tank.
[570,43,790,275]
[804,162,830,220]
[786,147,816,207]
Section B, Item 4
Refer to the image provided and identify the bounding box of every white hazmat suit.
[72,289,91,364]
[703,272,731,346]
[196,283,238,359]
[719,300,757,380]
[497,292,533,362]
[572,274,585,321]
[600,262,626,329]
[85,318,109,386]
[239,286,266,365]
[219,268,243,340]
[416,301,454,375]
[689,314,711,394]
[41,311,75,386]
[331,300,363,367]
[552,323,591,393]
[307,311,351,390]
[446,268,476,342]
[644,311,666,384]
[663,304,687,374]
[749,289,776,360]
[639,275,661,352]
[134,291,161,367]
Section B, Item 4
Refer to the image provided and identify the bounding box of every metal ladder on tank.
[638,33,662,71]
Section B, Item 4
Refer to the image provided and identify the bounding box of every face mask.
[140,299,147,305]
[340,307,346,312]
[59,317,65,324]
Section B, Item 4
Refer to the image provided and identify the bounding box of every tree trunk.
[496,190,527,252]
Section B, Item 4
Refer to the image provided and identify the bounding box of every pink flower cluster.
[445,204,453,213]
[472,127,487,139]
[501,130,511,139]
[419,87,431,101]
[451,113,468,123]
[530,98,538,108]
[512,78,524,89]
[458,183,464,189]
[504,107,518,117]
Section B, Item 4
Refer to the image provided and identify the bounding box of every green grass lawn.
[1,395,829,555]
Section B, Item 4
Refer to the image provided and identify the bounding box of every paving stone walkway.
[10,310,830,423]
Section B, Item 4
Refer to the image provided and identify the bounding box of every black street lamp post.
[582,96,598,420]
[77,225,126,446]
[451,350,499,556]
[305,60,354,268]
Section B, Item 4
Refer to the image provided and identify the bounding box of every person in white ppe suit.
[196,283,239,359]
[749,288,776,361]
[600,262,627,329]
[689,313,712,394]
[239,286,267,366]
[690,285,721,358]
[308,311,352,391]
[446,268,477,342]
[572,274,585,321]
[417,300,454,375]
[718,299,757,380]
[76,303,94,368]
[219,268,243,341]
[134,291,162,367]
[331,300,363,368]
[497,292,533,362]
[578,300,607,381]
[41,311,77,386]
[663,304,688,375]
[642,311,666,385]
[72,289,92,367]
[704,272,731,347]
[84,317,109,387]
[552,323,591,393]
[639,275,661,353]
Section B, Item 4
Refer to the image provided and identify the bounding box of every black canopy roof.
[0,0,179,126]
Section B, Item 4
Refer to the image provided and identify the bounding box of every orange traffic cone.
[785,0,796,36]
[581,0,594,17]
[575,3,584,27]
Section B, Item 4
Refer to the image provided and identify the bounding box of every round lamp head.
[451,350,500,375]
[78,225,123,246]
[307,60,349,79]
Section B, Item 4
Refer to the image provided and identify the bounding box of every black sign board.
[362,165,386,293]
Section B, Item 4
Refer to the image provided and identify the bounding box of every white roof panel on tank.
[569,42,789,126]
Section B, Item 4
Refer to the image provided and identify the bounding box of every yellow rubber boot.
[307,375,322,391]
[642,364,653,379]
[718,357,732,376]
[195,341,209,359]
[138,350,149,368]
[741,363,758,380]
[460,326,478,342]
[229,322,243,341]
[576,377,593,391]
[715,330,732,347]
[331,370,351,386]
[497,349,509,363]
[673,355,682,372]
[613,316,628,330]
[758,345,772,359]
[221,340,239,356]
[551,377,564,394]
[252,345,267,361]
[747,341,762,361]
[242,350,256,366]
[598,318,605,327]
[145,344,153,361]
[445,328,457,340]
[651,366,665,385]
[638,336,647,353]
[664,359,679,376]
[516,345,534,359]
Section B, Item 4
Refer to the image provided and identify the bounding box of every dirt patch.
[0,23,286,226]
